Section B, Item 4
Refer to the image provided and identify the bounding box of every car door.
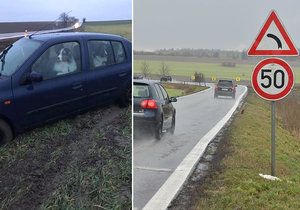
[154,84,170,130]
[158,84,173,129]
[12,41,87,129]
[85,39,130,105]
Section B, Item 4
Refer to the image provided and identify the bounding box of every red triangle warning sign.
[248,10,299,56]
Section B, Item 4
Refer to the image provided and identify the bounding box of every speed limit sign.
[252,58,294,101]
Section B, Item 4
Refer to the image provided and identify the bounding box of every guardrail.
[0,22,82,41]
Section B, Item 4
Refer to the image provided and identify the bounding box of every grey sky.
[134,0,300,51]
[0,0,132,22]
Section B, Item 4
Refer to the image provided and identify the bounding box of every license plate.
[222,88,228,91]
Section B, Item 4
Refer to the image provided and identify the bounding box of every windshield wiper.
[0,44,13,75]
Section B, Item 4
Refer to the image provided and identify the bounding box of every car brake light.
[140,99,158,109]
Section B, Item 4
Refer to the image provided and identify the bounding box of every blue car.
[0,32,132,144]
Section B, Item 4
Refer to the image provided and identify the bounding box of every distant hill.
[0,22,67,33]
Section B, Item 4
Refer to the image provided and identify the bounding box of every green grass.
[165,88,185,97]
[195,92,300,209]
[162,83,208,97]
[134,59,300,83]
[85,21,132,40]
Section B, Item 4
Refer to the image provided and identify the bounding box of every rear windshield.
[218,80,233,86]
[134,84,150,98]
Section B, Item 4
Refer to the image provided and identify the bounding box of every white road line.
[135,166,173,173]
[143,86,248,210]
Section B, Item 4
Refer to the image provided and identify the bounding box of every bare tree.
[194,72,206,86]
[59,12,79,27]
[159,62,170,76]
[141,61,151,78]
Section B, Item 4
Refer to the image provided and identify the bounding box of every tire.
[119,85,132,107]
[170,115,175,134]
[0,119,13,145]
[155,119,163,140]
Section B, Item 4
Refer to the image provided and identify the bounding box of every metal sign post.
[271,101,276,176]
[248,10,297,178]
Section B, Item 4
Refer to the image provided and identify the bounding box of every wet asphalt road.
[133,85,247,209]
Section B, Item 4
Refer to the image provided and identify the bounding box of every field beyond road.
[85,20,132,40]
[134,56,300,83]
[195,91,300,209]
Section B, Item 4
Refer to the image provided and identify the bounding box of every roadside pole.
[271,101,275,176]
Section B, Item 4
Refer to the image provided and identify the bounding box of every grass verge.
[195,91,300,209]
[162,83,208,97]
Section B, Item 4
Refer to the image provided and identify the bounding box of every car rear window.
[218,80,233,86]
[134,84,150,98]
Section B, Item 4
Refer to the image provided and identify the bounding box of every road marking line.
[135,166,173,172]
[143,85,248,210]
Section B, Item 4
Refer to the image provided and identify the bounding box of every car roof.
[133,79,158,85]
[29,32,128,42]
[218,79,233,82]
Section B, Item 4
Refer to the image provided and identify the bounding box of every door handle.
[118,72,127,77]
[72,83,83,90]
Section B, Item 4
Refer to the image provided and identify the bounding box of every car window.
[32,42,81,80]
[133,84,149,98]
[218,80,233,86]
[87,40,114,69]
[154,84,164,100]
[111,41,126,63]
[159,85,169,100]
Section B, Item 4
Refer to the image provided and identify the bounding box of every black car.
[214,79,236,99]
[0,32,131,144]
[133,74,143,79]
[160,75,172,82]
[133,80,177,140]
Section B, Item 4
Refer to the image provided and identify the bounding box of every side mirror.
[29,71,43,83]
[169,97,177,103]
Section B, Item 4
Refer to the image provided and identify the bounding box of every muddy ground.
[0,105,131,209]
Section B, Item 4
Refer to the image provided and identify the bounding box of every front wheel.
[0,119,13,145]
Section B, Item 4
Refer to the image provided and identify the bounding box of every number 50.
[261,69,285,89]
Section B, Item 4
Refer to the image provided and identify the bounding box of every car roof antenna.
[28,10,72,39]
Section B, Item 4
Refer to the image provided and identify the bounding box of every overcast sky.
[134,0,300,51]
[0,0,132,22]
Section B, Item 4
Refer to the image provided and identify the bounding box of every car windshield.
[134,84,150,98]
[0,38,42,76]
[218,80,233,87]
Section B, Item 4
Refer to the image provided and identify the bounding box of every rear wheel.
[0,119,13,145]
[155,119,163,140]
[170,115,175,134]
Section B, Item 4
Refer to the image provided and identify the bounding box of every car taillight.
[140,99,158,109]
